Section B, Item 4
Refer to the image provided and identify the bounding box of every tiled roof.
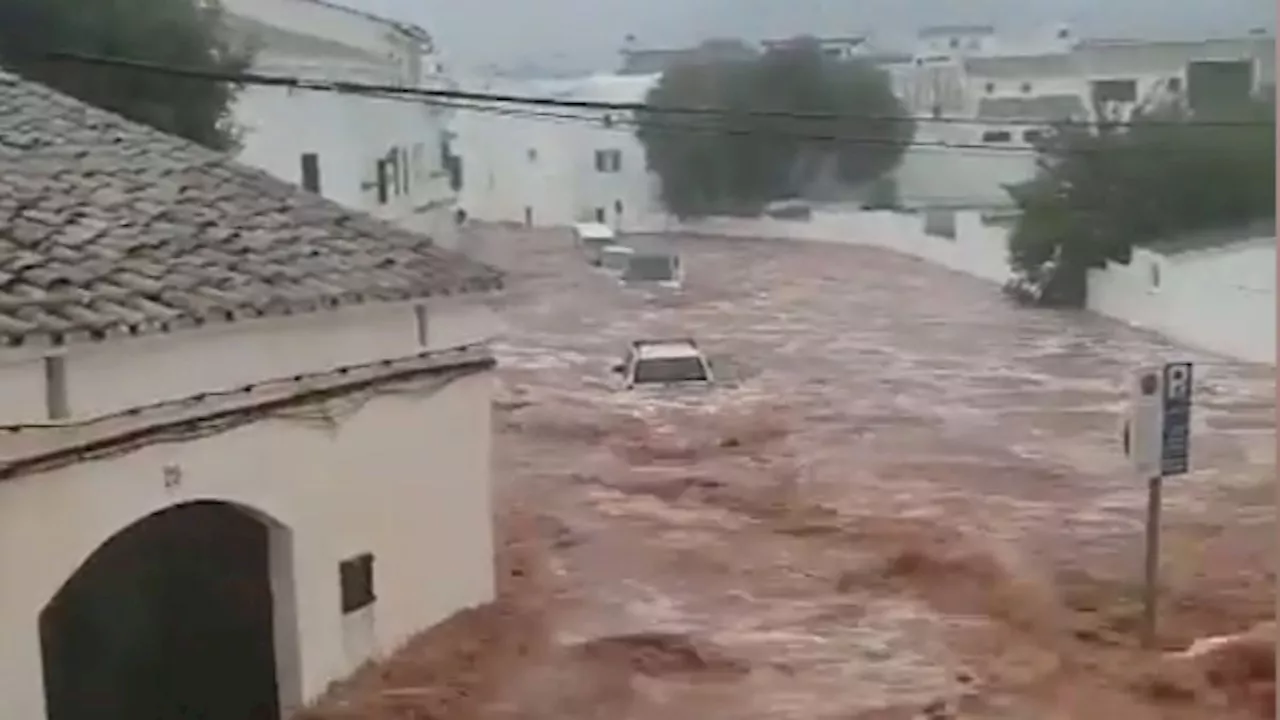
[0,70,502,347]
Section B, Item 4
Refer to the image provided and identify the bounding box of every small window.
[1020,82,1032,93]
[527,148,538,162]
[1149,262,1161,289]
[44,355,68,420]
[414,304,428,346]
[1023,129,1044,143]
[1167,76,1183,93]
[984,82,995,94]
[400,147,411,193]
[981,129,1012,143]
[339,553,376,614]
[949,37,960,49]
[300,153,321,193]
[614,199,624,216]
[594,149,622,173]
[375,159,389,204]
[411,143,425,181]
[594,207,606,223]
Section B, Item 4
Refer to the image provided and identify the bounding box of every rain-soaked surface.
[308,225,1275,720]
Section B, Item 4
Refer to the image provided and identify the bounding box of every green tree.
[635,37,914,219]
[1006,97,1275,306]
[0,0,254,151]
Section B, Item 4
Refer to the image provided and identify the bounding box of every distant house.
[618,38,758,75]
[760,35,870,61]
[455,73,666,231]
[0,68,503,719]
[222,0,462,248]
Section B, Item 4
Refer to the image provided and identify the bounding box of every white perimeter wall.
[1087,238,1276,365]
[643,207,1275,365]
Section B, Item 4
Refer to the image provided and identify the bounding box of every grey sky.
[347,0,1274,73]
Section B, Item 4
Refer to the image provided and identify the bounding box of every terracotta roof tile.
[0,70,502,347]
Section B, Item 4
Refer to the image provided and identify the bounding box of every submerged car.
[621,252,683,289]
[572,222,617,266]
[600,244,635,275]
[612,338,714,390]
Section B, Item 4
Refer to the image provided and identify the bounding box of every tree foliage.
[0,0,255,151]
[1006,97,1275,306]
[635,38,914,219]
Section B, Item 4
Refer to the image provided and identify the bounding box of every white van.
[572,222,616,266]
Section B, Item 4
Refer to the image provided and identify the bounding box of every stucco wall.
[0,298,500,426]
[225,0,460,248]
[657,207,1015,285]
[454,74,663,230]
[648,207,1274,365]
[0,366,495,719]
[1086,239,1276,364]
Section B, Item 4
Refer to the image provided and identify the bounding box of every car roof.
[631,338,701,359]
[573,222,615,240]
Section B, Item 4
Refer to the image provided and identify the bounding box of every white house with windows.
[0,69,502,719]
[892,29,1274,209]
[453,73,663,230]
[222,0,463,248]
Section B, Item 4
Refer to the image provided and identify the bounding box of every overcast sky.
[345,0,1274,73]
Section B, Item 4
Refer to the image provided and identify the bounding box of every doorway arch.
[39,500,300,720]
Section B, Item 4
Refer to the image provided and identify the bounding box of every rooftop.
[0,70,502,348]
[632,339,701,360]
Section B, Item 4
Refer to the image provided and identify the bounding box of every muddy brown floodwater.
[305,226,1275,720]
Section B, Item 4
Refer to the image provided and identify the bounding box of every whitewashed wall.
[1087,238,1276,364]
[650,207,1274,365]
[226,0,460,248]
[653,207,1016,284]
[454,74,663,230]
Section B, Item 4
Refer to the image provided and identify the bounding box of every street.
[307,226,1275,720]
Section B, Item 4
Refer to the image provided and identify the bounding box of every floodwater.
[309,225,1275,720]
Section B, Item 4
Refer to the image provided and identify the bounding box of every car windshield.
[633,356,708,384]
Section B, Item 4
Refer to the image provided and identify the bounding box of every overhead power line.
[39,50,1275,130]
[400,94,1229,158]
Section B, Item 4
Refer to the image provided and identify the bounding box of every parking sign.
[1159,362,1192,476]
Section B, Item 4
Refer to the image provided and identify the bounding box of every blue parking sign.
[1160,362,1192,476]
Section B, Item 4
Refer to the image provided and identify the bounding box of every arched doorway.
[39,501,296,720]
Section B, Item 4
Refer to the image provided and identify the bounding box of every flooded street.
[310,226,1274,720]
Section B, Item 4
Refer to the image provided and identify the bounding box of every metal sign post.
[1126,362,1192,649]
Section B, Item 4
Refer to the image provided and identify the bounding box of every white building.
[455,73,665,230]
[223,0,463,248]
[1087,223,1276,365]
[0,70,503,719]
[892,29,1275,208]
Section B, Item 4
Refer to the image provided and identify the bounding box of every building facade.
[455,73,664,230]
[223,0,462,248]
[0,69,503,719]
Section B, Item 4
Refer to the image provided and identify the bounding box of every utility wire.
[406,93,1235,158]
[39,50,1276,130]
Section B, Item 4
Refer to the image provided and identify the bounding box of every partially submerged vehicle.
[600,244,634,275]
[572,222,617,266]
[763,199,812,220]
[621,252,683,289]
[612,338,714,390]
